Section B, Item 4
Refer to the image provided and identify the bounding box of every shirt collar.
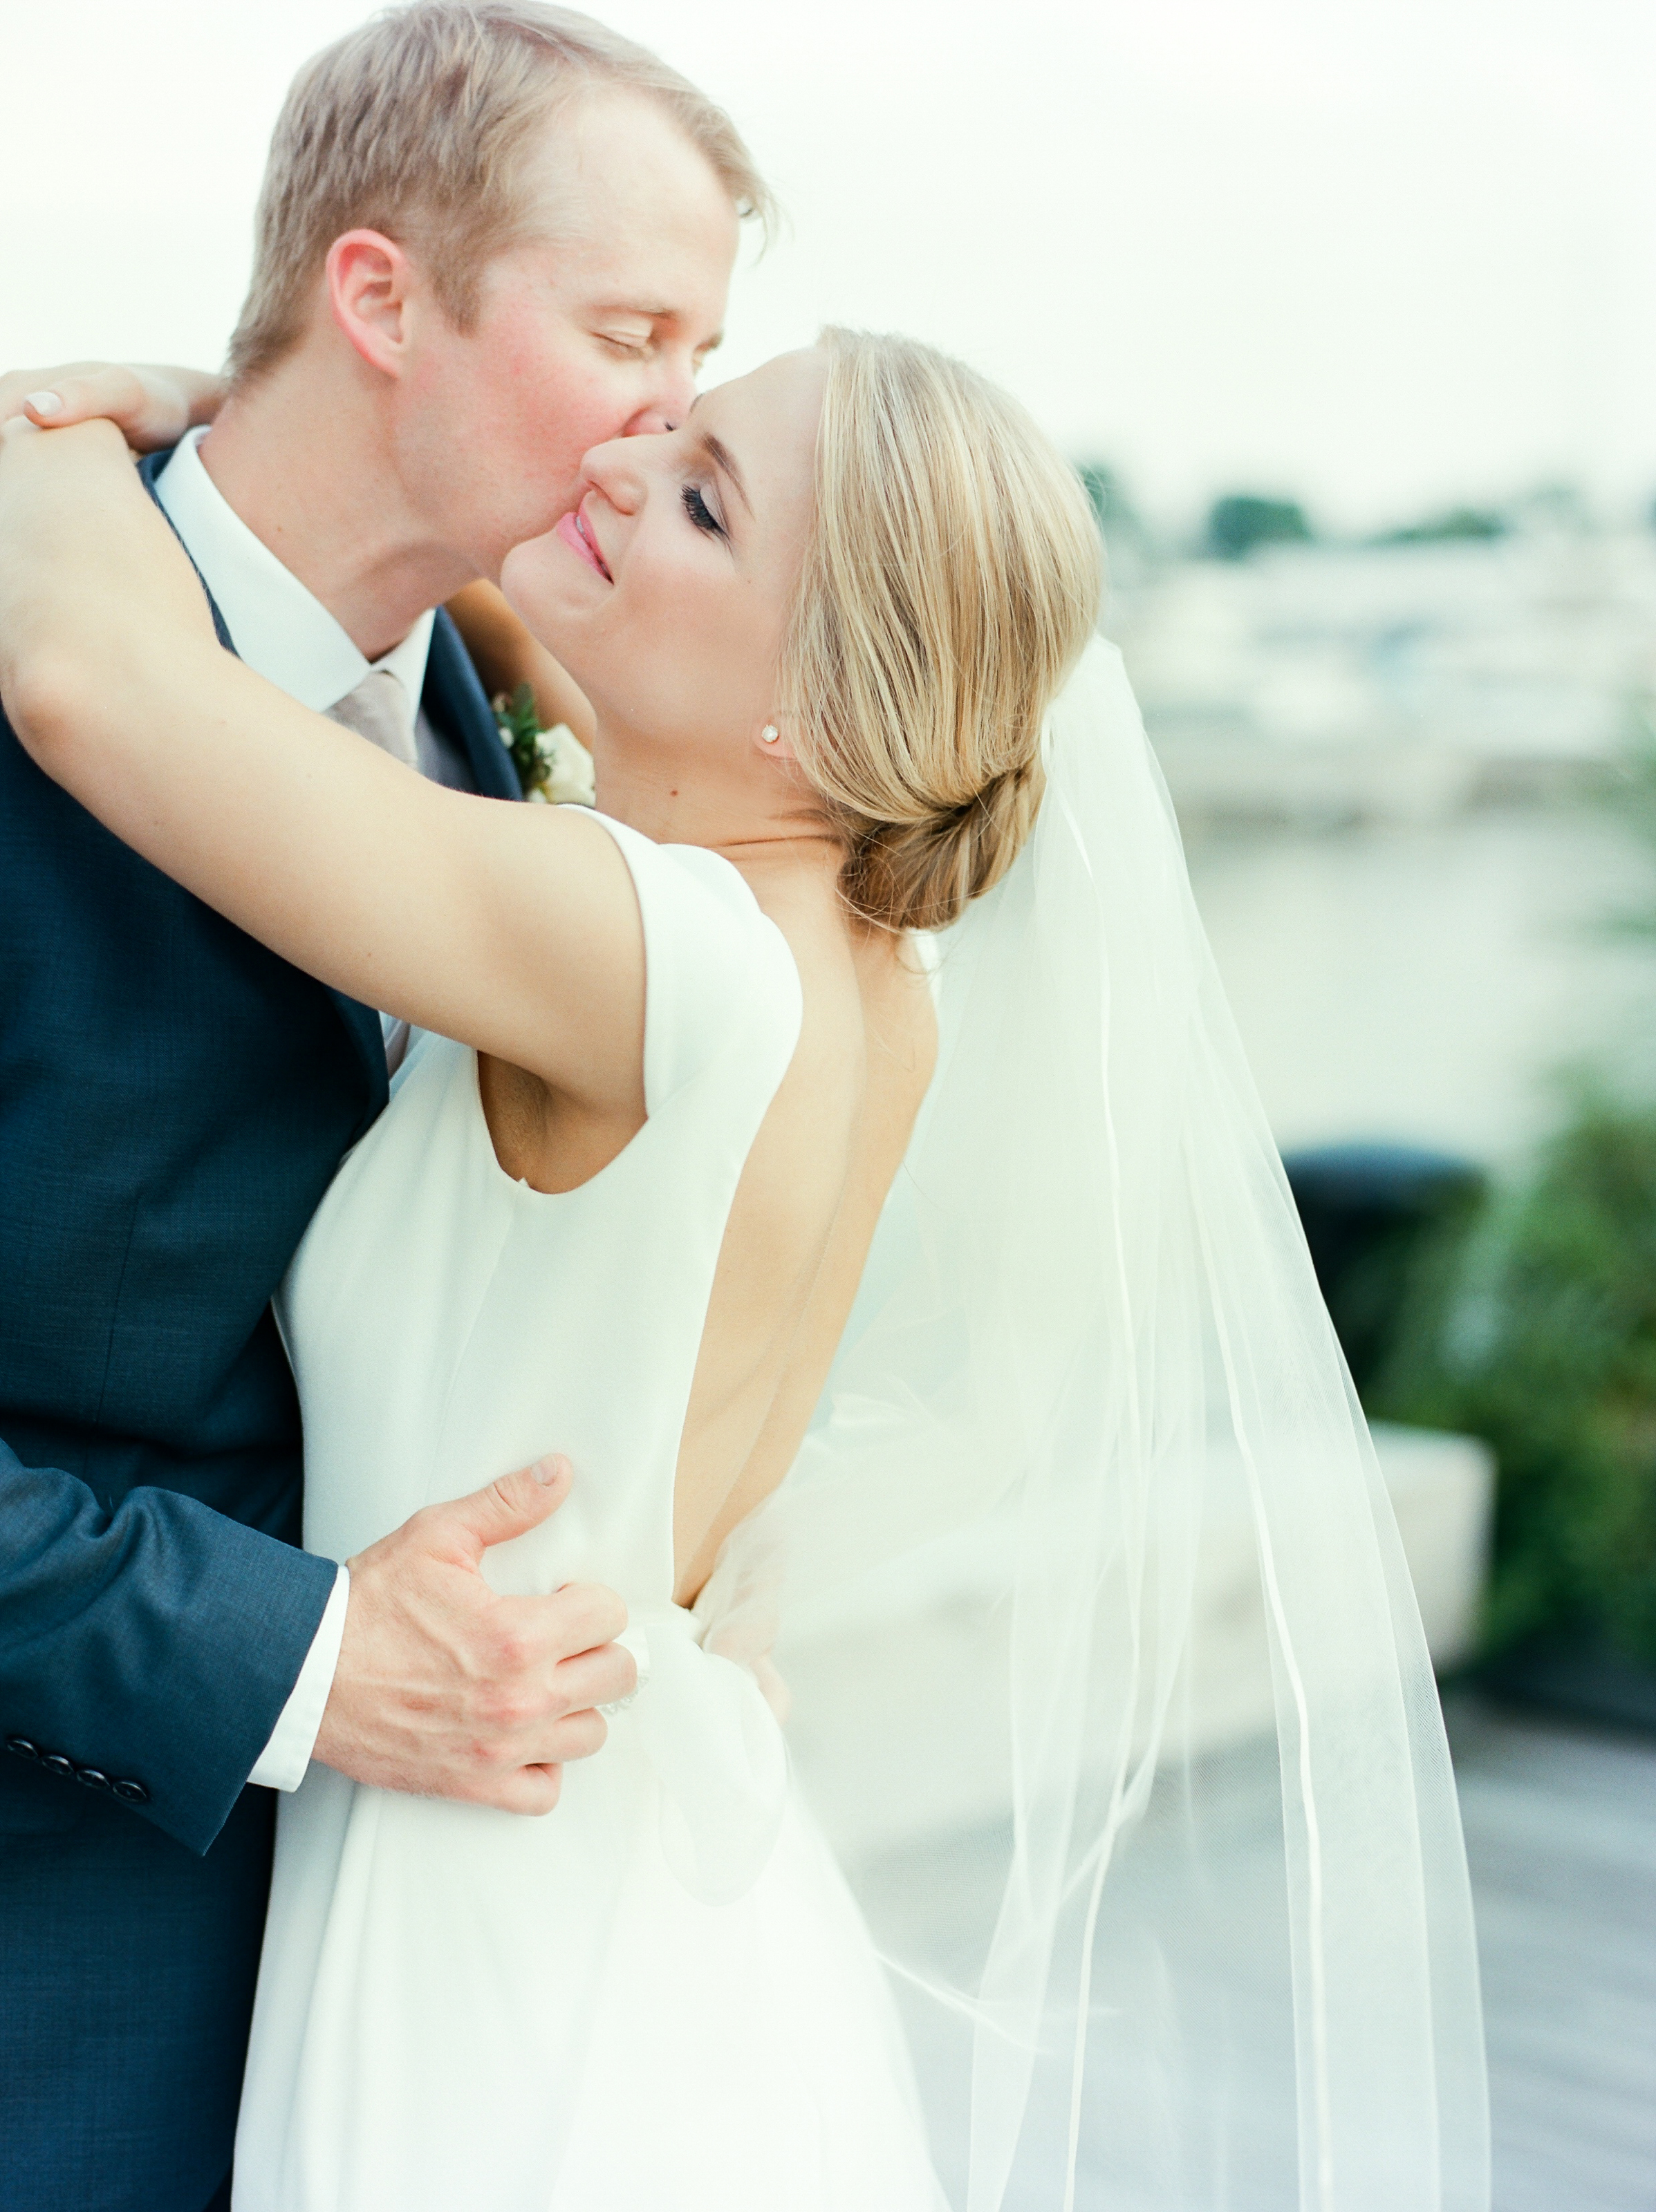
[153,427,434,715]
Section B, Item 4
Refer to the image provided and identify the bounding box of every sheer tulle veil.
[702,635,1490,2209]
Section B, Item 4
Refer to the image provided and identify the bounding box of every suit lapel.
[136,449,389,1127]
[423,606,523,803]
[138,450,234,652]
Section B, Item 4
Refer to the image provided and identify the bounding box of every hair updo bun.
[779,330,1104,935]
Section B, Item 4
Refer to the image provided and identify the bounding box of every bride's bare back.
[479,852,937,1603]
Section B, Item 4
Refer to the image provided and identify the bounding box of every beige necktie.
[326,666,418,1074]
[326,666,418,769]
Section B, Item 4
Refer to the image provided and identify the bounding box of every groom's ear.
[325,229,416,382]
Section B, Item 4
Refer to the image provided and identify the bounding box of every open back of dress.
[236,818,947,2211]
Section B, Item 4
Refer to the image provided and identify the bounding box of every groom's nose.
[623,362,698,440]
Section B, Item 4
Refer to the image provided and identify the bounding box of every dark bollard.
[1282,1143,1486,1400]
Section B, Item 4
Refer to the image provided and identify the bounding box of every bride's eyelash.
[681,484,725,539]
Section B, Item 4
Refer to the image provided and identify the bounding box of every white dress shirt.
[155,427,448,1790]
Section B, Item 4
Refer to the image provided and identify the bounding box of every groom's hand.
[311,1454,633,1815]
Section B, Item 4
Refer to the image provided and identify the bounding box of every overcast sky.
[1,0,1651,529]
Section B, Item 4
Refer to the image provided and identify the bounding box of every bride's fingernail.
[531,1453,570,1487]
[26,391,63,416]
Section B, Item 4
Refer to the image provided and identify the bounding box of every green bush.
[1204,494,1313,561]
[1373,506,1508,545]
[1378,714,1656,1668]
[1375,1095,1656,1665]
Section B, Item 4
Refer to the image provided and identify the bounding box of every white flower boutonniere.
[525,724,597,806]
[492,684,597,807]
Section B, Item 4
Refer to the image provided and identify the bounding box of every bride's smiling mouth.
[554,499,613,583]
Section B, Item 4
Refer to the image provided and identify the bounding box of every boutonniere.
[492,683,597,807]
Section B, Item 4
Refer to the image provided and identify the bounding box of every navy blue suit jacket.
[0,450,521,2212]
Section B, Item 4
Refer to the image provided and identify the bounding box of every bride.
[0,335,1489,2209]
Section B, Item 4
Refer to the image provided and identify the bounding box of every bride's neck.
[593,728,844,888]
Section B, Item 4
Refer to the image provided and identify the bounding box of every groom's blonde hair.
[781,331,1104,937]
[228,1,770,384]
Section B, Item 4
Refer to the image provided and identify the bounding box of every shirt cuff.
[246,1564,351,1792]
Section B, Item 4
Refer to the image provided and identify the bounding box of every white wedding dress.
[233,816,947,2211]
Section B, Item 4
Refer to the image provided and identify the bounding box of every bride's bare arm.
[0,416,644,1116]
[0,362,226,451]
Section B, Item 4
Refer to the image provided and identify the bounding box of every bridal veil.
[703,635,1489,2209]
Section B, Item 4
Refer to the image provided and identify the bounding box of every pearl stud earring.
[761,725,780,744]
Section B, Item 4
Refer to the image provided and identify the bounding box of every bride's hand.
[0,362,225,452]
[0,414,217,725]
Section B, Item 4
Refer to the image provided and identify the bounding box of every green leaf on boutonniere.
[493,682,550,798]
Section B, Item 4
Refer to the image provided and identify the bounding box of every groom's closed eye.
[593,304,723,364]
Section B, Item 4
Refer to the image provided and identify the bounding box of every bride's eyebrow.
[687,423,752,519]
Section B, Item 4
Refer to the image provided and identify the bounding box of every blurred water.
[1107,532,1656,1165]
[1185,802,1656,1164]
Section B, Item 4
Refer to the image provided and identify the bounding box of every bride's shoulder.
[583,815,802,1099]
[577,812,789,962]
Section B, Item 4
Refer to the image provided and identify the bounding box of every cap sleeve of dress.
[578,812,803,1116]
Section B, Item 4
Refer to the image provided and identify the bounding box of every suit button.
[41,1753,75,1780]
[75,1767,111,1792]
[3,1737,40,1761]
[111,1779,150,1805]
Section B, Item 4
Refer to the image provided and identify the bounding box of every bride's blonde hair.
[779,330,1104,935]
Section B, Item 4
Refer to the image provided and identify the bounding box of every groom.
[0,7,766,2209]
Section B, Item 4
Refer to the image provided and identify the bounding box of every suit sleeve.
[0,1438,337,1854]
